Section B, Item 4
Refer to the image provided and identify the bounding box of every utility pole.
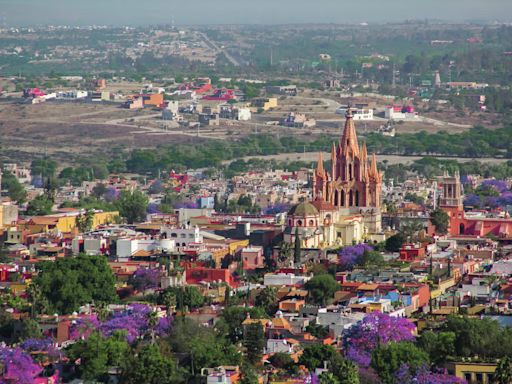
[392,63,396,89]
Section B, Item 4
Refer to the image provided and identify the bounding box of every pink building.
[241,246,264,270]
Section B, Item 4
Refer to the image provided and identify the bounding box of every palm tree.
[96,302,111,322]
[147,310,159,344]
[493,356,512,384]
[27,283,47,318]
[162,291,176,318]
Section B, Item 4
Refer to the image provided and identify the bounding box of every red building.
[185,266,237,288]
[399,244,426,262]
[439,172,512,238]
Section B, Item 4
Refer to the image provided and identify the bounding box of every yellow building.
[251,97,278,111]
[25,211,119,234]
[447,362,497,384]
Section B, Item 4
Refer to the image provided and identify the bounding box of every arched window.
[349,164,353,180]
[349,190,353,206]
[309,219,314,226]
[288,219,292,226]
[459,223,465,235]
[355,190,360,207]
[341,190,345,206]
[297,220,303,226]
[170,233,178,238]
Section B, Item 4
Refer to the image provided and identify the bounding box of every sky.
[1,0,511,26]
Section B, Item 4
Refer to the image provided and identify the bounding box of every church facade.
[284,109,384,250]
[312,108,382,210]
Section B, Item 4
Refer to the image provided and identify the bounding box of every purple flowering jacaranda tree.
[343,312,416,367]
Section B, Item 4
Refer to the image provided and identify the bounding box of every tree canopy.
[33,254,117,314]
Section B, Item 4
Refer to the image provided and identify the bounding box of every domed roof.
[288,201,319,216]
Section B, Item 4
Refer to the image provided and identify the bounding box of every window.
[189,234,194,238]
[180,233,186,238]
[475,373,483,383]
[464,373,472,382]
[309,220,314,226]
[170,233,178,238]
[297,220,303,226]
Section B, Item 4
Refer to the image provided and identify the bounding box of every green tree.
[299,344,338,372]
[417,330,456,365]
[243,322,265,365]
[1,172,26,204]
[294,227,301,265]
[122,343,183,384]
[305,321,330,339]
[268,352,297,374]
[320,372,340,384]
[75,209,94,233]
[385,233,405,252]
[371,342,429,384]
[356,250,385,269]
[431,208,450,235]
[330,355,359,384]
[278,241,292,264]
[305,274,339,306]
[116,189,149,224]
[67,331,130,381]
[168,318,241,379]
[240,363,259,384]
[19,318,43,340]
[217,306,267,343]
[26,283,48,318]
[254,287,277,315]
[161,286,205,312]
[26,195,53,216]
[299,344,359,384]
[91,183,108,199]
[493,356,512,384]
[31,158,57,179]
[33,255,117,314]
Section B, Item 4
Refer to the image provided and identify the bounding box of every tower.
[313,108,382,209]
[439,171,463,210]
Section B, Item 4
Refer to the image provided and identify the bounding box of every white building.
[336,107,374,120]
[116,237,176,258]
[316,308,365,337]
[263,273,311,287]
[160,226,203,247]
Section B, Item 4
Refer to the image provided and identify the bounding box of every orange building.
[129,93,164,108]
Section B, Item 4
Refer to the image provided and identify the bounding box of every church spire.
[361,141,369,181]
[316,152,324,176]
[370,153,379,179]
[360,141,368,161]
[341,106,359,158]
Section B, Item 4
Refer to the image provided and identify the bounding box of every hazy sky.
[1,0,511,26]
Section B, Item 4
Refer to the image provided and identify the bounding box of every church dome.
[288,202,319,216]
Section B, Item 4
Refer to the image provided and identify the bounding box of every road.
[197,32,241,67]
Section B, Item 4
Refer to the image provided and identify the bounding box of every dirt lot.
[0,101,207,165]
[0,93,500,167]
